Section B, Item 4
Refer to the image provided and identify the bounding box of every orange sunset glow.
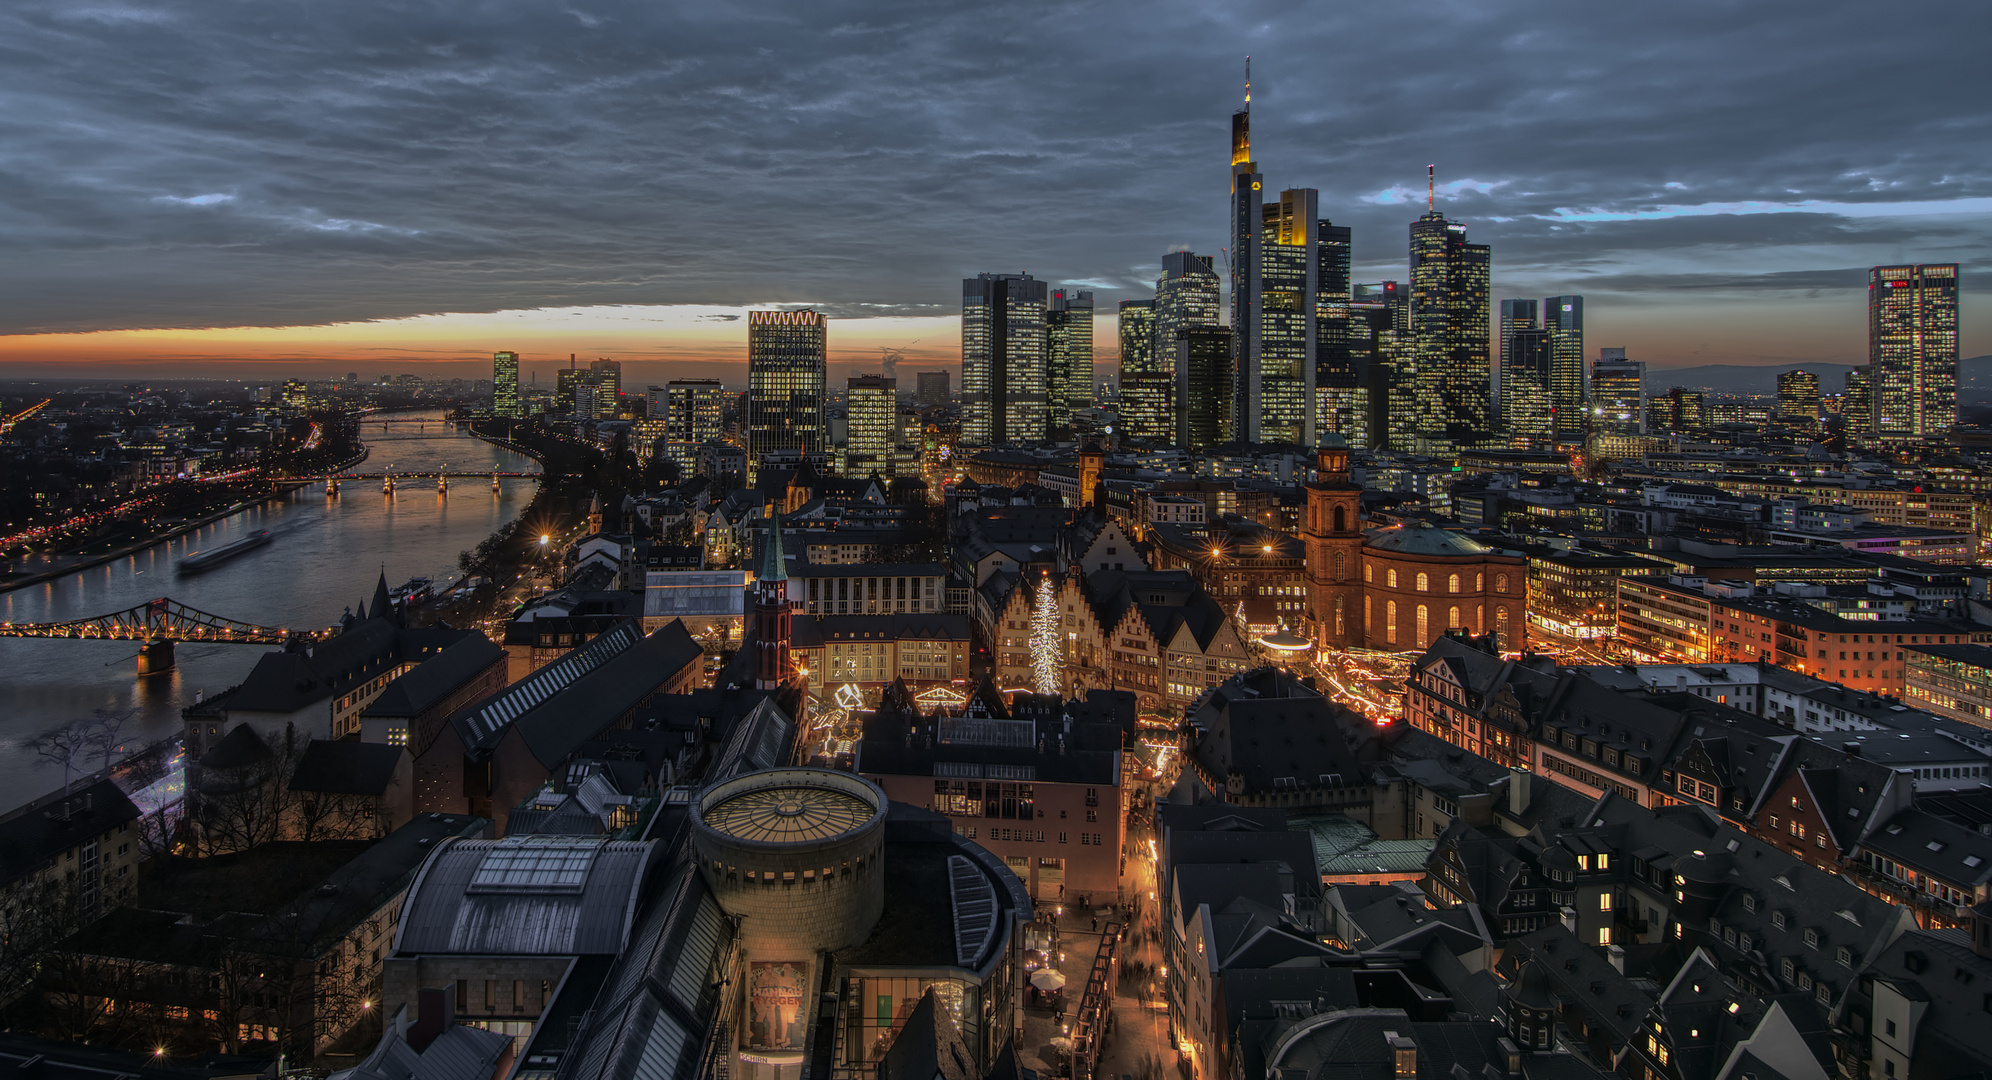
[0,306,974,384]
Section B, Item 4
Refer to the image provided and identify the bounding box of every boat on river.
[178,530,273,575]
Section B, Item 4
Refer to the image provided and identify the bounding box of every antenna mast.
[1245,55,1251,111]
[1427,165,1435,211]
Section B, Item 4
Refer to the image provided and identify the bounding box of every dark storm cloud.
[0,0,1987,344]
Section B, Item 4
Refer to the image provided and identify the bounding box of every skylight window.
[468,839,602,893]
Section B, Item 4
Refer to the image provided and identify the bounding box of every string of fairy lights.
[1030,573,1061,696]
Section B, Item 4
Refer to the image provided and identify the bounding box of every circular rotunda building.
[690,767,888,955]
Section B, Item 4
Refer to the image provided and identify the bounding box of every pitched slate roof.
[1859,808,1992,891]
[0,780,140,886]
[511,622,704,769]
[1503,925,1655,1050]
[1191,673,1363,793]
[360,635,505,720]
[289,740,407,796]
[448,620,645,756]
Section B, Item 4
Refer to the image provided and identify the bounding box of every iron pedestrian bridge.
[323,470,540,479]
[0,597,314,674]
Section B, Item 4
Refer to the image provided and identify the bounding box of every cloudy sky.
[1,0,1987,382]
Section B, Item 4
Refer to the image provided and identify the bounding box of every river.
[0,410,539,807]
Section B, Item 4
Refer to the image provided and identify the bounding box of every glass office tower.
[962,273,1049,446]
[1589,349,1645,436]
[747,310,827,478]
[1176,327,1235,450]
[1047,289,1095,431]
[492,351,520,419]
[1869,264,1960,442]
[1117,299,1172,442]
[1777,369,1821,427]
[1544,295,1585,441]
[1410,210,1491,451]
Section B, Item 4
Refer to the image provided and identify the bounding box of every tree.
[31,722,94,796]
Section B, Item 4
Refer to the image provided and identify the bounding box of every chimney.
[1844,742,1861,759]
[1559,906,1577,935]
[1508,768,1531,817]
[1608,944,1626,974]
[1497,1036,1522,1076]
[410,986,453,1052]
[1385,1032,1417,1079]
[1677,674,1687,692]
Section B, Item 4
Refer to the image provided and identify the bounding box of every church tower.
[753,515,792,690]
[1303,436,1366,648]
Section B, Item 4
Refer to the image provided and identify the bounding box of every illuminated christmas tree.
[1030,572,1060,696]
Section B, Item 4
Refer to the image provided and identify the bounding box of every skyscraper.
[1844,366,1874,436]
[916,371,951,408]
[1869,264,1960,442]
[586,358,622,419]
[961,272,1048,446]
[845,374,897,475]
[1409,184,1491,451]
[747,310,827,478]
[1656,387,1704,435]
[1154,251,1221,361]
[1314,221,1361,447]
[1226,84,1342,445]
[1497,300,1538,378]
[1589,349,1645,436]
[1544,296,1585,440]
[1176,327,1234,449]
[556,362,582,418]
[1047,289,1095,430]
[1777,369,1821,427]
[1502,329,1554,444]
[492,351,520,419]
[665,379,728,444]
[1351,282,1410,450]
[1117,299,1172,442]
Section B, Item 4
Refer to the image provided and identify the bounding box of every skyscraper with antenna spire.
[1408,166,1492,452]
[1226,58,1352,447]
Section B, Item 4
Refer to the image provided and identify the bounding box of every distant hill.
[1645,356,1992,401]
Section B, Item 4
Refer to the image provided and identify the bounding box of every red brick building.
[1361,527,1527,652]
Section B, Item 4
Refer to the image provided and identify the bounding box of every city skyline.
[0,2,1986,377]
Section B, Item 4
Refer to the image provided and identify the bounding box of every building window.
[1449,573,1461,594]
[1417,572,1429,592]
[1417,605,1428,643]
[1387,568,1397,588]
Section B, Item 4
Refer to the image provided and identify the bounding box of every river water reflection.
[0,411,538,807]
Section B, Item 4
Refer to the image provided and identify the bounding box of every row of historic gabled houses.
[1410,633,1992,930]
[976,563,1255,716]
[960,505,1262,716]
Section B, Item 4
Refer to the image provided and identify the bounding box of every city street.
[1013,765,1180,1080]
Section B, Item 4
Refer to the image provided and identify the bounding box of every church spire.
[759,512,788,583]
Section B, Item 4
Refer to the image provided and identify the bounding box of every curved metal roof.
[393,837,656,956]
[703,784,874,845]
[1364,525,1493,557]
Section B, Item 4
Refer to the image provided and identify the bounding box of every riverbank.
[0,447,369,597]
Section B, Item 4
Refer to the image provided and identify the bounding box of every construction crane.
[0,398,51,436]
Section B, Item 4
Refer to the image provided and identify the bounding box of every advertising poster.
[747,961,810,1051]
